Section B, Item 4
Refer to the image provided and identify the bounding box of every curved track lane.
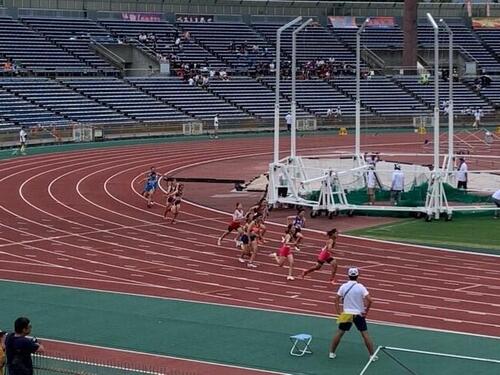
[1,136,499,353]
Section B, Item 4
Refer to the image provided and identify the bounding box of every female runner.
[301,228,338,282]
[270,224,297,280]
[217,202,245,246]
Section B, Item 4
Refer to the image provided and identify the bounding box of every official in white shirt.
[285,112,292,132]
[329,267,377,360]
[212,114,219,139]
[492,189,500,219]
[456,157,468,190]
[366,164,377,205]
[390,164,405,205]
[12,126,28,156]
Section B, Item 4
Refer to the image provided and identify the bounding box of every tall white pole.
[427,13,440,174]
[440,19,454,171]
[356,18,370,159]
[291,18,313,159]
[274,16,302,164]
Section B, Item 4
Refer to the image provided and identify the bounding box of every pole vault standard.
[291,18,313,158]
[274,16,302,164]
[440,19,454,178]
[355,18,370,161]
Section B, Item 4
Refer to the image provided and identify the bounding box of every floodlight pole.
[274,16,302,164]
[291,18,313,159]
[440,19,454,178]
[355,18,370,161]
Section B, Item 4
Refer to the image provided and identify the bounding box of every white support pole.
[355,18,370,160]
[427,13,440,175]
[274,16,302,164]
[440,19,454,177]
[291,18,313,159]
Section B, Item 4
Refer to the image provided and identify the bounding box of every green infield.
[347,216,500,254]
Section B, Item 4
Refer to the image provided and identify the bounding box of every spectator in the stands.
[219,70,229,81]
[3,59,12,73]
[202,76,209,89]
[188,76,195,86]
[138,33,147,42]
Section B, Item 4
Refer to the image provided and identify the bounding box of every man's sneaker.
[247,263,257,268]
[287,276,295,281]
[294,246,301,252]
[329,353,336,359]
[371,355,379,362]
[217,238,222,246]
[238,258,246,263]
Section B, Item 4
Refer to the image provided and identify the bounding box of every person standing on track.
[456,157,468,190]
[217,202,245,246]
[492,188,500,219]
[366,164,377,205]
[11,126,28,156]
[212,114,219,139]
[390,164,404,206]
[301,228,338,282]
[329,267,377,361]
[5,317,45,375]
[270,224,297,280]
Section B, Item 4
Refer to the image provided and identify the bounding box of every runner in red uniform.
[270,224,297,280]
[301,228,338,282]
[217,203,245,246]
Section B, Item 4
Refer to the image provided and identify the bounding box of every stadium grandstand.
[0,0,498,142]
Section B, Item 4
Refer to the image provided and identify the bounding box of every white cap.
[348,267,359,277]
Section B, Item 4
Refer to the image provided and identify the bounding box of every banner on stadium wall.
[176,14,214,23]
[328,16,357,29]
[366,16,396,28]
[121,12,162,22]
[472,17,500,29]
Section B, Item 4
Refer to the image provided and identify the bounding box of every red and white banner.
[328,16,357,29]
[366,16,396,28]
[121,12,162,22]
[472,17,500,29]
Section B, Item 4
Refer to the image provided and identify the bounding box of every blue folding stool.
[289,333,312,356]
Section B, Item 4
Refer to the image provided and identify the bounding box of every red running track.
[0,134,499,364]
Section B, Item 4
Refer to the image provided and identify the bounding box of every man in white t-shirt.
[456,157,468,190]
[366,164,377,205]
[390,164,405,205]
[212,114,219,139]
[285,112,292,132]
[492,189,500,219]
[12,126,28,156]
[329,268,376,360]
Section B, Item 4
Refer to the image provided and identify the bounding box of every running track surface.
[1,133,499,373]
